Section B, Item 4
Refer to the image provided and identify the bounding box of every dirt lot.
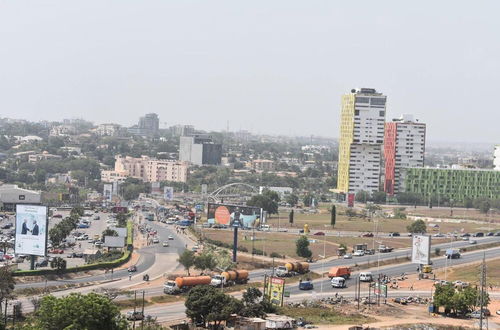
[202,229,445,260]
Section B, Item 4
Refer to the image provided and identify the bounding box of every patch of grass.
[436,256,500,287]
[149,295,184,304]
[114,298,153,309]
[278,306,375,325]
[383,324,473,330]
[223,281,263,293]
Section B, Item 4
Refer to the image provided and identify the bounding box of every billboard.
[411,234,431,264]
[265,276,285,307]
[151,182,161,194]
[104,236,126,248]
[164,186,174,201]
[15,205,48,256]
[207,203,261,228]
[347,193,355,207]
[103,184,113,201]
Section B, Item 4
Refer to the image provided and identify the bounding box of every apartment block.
[399,167,500,202]
[337,88,386,194]
[384,114,426,195]
[102,156,188,183]
[179,134,222,165]
[251,159,275,172]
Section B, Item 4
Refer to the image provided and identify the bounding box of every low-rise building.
[28,151,62,163]
[0,184,42,211]
[399,167,500,202]
[251,159,275,172]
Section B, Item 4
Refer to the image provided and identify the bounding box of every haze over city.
[1,1,500,142]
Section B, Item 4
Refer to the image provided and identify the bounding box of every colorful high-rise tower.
[336,88,387,195]
[383,114,426,195]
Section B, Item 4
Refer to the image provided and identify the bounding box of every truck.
[445,249,461,259]
[210,270,249,287]
[378,245,394,253]
[328,266,351,279]
[163,276,211,294]
[275,262,309,277]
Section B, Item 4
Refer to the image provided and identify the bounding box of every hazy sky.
[1,1,499,142]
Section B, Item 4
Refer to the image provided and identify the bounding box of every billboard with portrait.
[411,234,431,265]
[164,186,174,201]
[15,205,48,256]
[207,203,261,228]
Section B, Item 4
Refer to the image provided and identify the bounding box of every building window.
[19,195,25,200]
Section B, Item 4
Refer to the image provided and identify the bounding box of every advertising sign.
[375,283,388,297]
[103,184,113,201]
[151,182,161,194]
[347,193,355,207]
[411,235,431,265]
[265,276,285,307]
[164,186,174,201]
[207,203,261,228]
[15,205,48,256]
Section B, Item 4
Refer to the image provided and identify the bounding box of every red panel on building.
[384,122,397,195]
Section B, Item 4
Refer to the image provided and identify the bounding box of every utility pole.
[479,252,487,330]
[133,291,137,330]
[141,290,145,329]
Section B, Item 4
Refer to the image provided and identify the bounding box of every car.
[126,311,144,321]
[68,252,84,258]
[0,224,12,229]
[35,259,49,268]
[277,228,288,232]
[314,232,325,236]
[343,253,353,259]
[487,232,495,236]
[434,280,451,286]
[192,245,200,252]
[433,233,445,237]
[389,232,400,237]
[473,232,484,237]
[52,214,63,218]
[168,235,174,240]
[469,309,491,318]
[162,241,169,247]
[393,297,407,305]
[298,280,314,290]
[94,241,103,247]
[353,250,365,257]
[453,280,469,288]
[93,216,100,220]
[362,232,374,237]
[48,248,64,254]
[461,233,471,237]
[77,224,89,229]
[127,265,137,272]
[469,240,477,244]
[496,232,500,236]
[152,237,160,244]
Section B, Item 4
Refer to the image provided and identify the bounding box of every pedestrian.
[129,273,132,281]
[410,283,414,291]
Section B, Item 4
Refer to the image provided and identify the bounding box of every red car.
[314,232,325,236]
[362,232,374,237]
[49,248,64,254]
[3,254,14,260]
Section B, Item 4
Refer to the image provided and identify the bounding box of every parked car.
[314,232,325,236]
[52,214,63,218]
[343,253,352,259]
[473,232,485,237]
[48,248,64,254]
[353,250,365,257]
[389,232,400,237]
[487,232,495,236]
[469,309,491,318]
[362,232,374,237]
[35,259,49,268]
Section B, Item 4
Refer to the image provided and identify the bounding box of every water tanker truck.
[210,270,249,287]
[276,262,309,277]
[163,276,211,294]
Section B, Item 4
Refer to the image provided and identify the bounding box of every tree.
[295,236,312,259]
[50,257,67,273]
[433,283,455,313]
[0,267,15,317]
[330,205,336,227]
[240,288,276,318]
[355,190,370,203]
[345,208,357,220]
[102,229,118,237]
[285,194,299,207]
[407,219,427,234]
[433,284,489,315]
[289,210,294,224]
[185,285,243,328]
[178,250,196,275]
[371,191,386,204]
[26,293,127,330]
[302,194,314,207]
[464,197,473,209]
[194,252,217,273]
[478,200,491,214]
[247,190,279,214]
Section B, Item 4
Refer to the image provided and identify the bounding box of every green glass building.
[400,167,500,202]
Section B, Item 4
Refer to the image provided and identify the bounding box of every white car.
[152,237,159,244]
[162,241,169,247]
[168,235,174,240]
[343,253,353,259]
[353,250,365,257]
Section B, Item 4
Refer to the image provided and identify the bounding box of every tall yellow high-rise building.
[336,88,387,195]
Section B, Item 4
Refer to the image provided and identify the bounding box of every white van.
[331,277,346,288]
[260,225,271,232]
[359,272,373,282]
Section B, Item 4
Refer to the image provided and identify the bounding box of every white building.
[494,145,500,171]
[94,123,122,137]
[101,156,188,183]
[337,88,387,194]
[0,185,42,211]
[383,114,426,195]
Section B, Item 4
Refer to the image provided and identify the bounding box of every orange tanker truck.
[276,262,309,277]
[210,270,249,287]
[163,276,211,294]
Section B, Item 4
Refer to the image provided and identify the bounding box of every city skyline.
[1,1,500,142]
